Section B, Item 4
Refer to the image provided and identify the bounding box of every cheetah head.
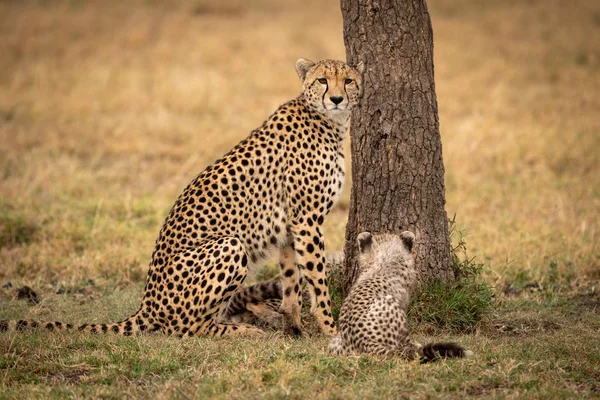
[295,58,365,125]
[356,231,416,278]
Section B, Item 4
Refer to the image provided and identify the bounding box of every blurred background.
[0,0,598,287]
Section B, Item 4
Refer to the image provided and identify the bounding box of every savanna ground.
[0,0,599,398]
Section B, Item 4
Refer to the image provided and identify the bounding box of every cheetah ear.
[357,232,373,253]
[400,231,415,252]
[355,61,365,75]
[296,58,315,81]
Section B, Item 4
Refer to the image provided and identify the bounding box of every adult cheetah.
[0,59,364,337]
[329,232,472,362]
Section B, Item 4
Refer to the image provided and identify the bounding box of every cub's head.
[356,231,416,279]
[295,58,365,124]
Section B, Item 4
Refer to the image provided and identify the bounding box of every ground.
[0,0,599,398]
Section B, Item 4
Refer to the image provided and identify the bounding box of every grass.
[407,218,496,334]
[1,282,599,398]
[0,206,40,248]
[0,0,599,398]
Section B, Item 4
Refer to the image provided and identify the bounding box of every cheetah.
[222,277,284,330]
[0,59,364,337]
[329,232,472,362]
[222,252,344,330]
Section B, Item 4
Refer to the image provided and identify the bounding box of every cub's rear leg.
[245,300,285,330]
[222,277,284,329]
[155,236,263,337]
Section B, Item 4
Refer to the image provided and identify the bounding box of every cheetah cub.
[329,232,472,362]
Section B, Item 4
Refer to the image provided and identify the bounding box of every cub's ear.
[355,61,365,75]
[357,232,373,253]
[296,58,315,81]
[400,231,415,252]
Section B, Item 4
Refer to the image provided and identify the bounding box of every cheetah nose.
[330,96,343,105]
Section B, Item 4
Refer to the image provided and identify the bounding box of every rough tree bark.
[340,0,453,294]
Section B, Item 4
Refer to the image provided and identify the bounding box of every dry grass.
[0,0,350,283]
[0,0,599,398]
[0,0,597,285]
[433,0,599,284]
[1,282,599,398]
[0,0,598,283]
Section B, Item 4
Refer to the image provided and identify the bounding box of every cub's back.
[330,231,416,355]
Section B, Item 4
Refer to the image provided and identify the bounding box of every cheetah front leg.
[278,243,304,336]
[290,225,337,336]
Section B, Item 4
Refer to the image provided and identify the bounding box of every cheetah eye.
[345,78,354,85]
[317,78,328,84]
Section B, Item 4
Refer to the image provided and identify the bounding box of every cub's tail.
[0,309,160,336]
[419,342,473,363]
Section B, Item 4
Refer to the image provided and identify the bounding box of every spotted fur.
[221,277,284,330]
[329,232,472,362]
[0,59,364,337]
[221,251,344,331]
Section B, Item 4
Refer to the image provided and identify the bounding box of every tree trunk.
[340,0,453,295]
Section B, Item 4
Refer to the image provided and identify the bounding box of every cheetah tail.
[419,342,473,363]
[0,309,161,336]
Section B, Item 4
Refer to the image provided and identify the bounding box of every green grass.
[408,218,495,333]
[1,282,599,398]
[409,280,494,334]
